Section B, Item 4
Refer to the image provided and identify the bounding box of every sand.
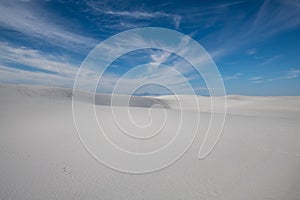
[0,83,299,199]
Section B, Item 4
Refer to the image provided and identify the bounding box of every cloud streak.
[248,69,300,83]
[199,0,300,60]
[0,43,78,77]
[0,42,204,95]
[87,1,181,29]
[0,1,98,53]
[223,73,242,81]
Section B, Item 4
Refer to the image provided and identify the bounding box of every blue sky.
[0,0,299,95]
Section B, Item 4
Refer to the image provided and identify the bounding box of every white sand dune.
[0,84,299,199]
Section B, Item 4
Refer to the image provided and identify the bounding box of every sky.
[0,0,299,95]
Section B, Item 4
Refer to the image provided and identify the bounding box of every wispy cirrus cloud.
[248,76,264,83]
[249,0,300,37]
[246,48,257,56]
[0,42,203,95]
[286,69,300,79]
[269,69,300,81]
[259,55,281,66]
[212,0,247,9]
[223,73,242,81]
[86,1,181,29]
[0,42,78,86]
[0,43,78,76]
[248,69,300,83]
[98,65,198,95]
[200,0,300,60]
[0,0,298,95]
[0,1,98,53]
[0,64,74,87]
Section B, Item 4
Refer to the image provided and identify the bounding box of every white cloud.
[0,43,78,77]
[247,48,257,56]
[270,69,300,80]
[286,69,300,79]
[0,42,203,95]
[0,64,74,87]
[213,0,246,9]
[248,76,265,83]
[249,76,263,81]
[149,50,171,69]
[200,0,300,60]
[223,73,242,81]
[250,0,300,37]
[98,65,197,95]
[248,69,300,83]
[0,43,102,88]
[87,2,181,29]
[0,2,98,52]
